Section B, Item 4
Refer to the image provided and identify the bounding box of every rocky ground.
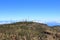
[0,21,60,40]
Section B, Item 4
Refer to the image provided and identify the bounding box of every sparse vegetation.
[0,21,60,40]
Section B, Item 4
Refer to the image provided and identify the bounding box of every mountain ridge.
[0,21,60,26]
[0,21,60,40]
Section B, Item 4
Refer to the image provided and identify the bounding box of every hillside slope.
[0,21,60,40]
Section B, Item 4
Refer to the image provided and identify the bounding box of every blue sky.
[0,0,60,23]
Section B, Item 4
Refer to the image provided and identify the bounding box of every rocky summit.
[0,21,60,40]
